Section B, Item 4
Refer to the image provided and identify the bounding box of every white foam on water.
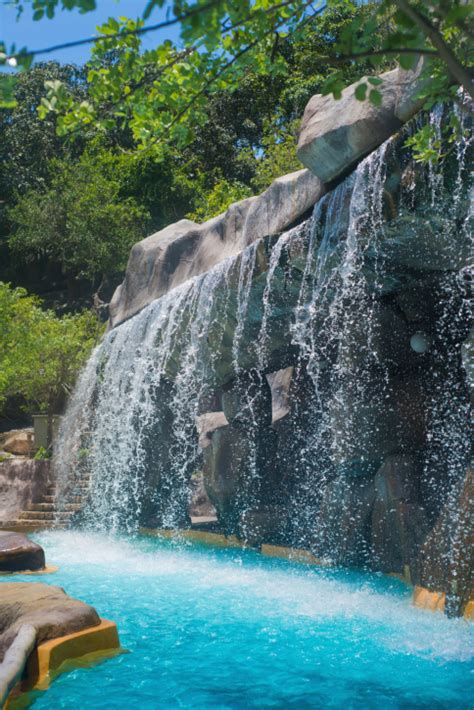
[36,531,474,665]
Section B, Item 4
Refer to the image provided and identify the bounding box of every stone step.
[18,511,55,521]
[8,520,67,529]
[18,510,75,521]
[42,496,56,504]
[57,503,83,512]
[66,496,84,504]
[27,502,55,512]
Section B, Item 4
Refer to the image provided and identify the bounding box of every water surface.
[3,531,473,709]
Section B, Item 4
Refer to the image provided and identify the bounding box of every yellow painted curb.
[261,544,322,565]
[412,585,446,614]
[412,586,474,620]
[0,566,58,577]
[25,619,120,690]
[140,527,245,548]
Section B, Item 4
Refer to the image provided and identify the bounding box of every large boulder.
[109,169,324,328]
[0,532,45,572]
[1,429,34,457]
[297,63,424,182]
[0,583,100,661]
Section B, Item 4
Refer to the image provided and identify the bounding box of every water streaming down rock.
[54,104,472,614]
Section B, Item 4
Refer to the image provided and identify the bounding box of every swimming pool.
[3,531,473,708]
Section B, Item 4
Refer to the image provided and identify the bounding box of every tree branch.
[163,0,322,139]
[394,0,474,100]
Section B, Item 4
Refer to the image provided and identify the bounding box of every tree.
[0,62,87,283]
[7,150,149,295]
[0,1,471,158]
[0,282,102,445]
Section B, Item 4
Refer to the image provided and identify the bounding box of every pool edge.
[4,619,121,709]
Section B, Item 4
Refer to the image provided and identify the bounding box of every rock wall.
[109,170,324,328]
[59,68,472,616]
[0,460,52,524]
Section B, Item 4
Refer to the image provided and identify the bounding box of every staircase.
[1,475,91,530]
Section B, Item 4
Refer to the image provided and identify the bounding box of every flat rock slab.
[0,532,45,573]
[0,583,100,662]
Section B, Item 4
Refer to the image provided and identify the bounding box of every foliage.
[251,121,303,193]
[0,1,469,161]
[34,446,52,460]
[0,63,87,281]
[0,282,103,425]
[8,150,149,285]
[187,174,253,222]
[0,63,86,197]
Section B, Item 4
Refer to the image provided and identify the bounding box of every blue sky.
[1,0,182,65]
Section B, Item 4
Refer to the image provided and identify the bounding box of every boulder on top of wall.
[1,429,34,457]
[109,169,325,328]
[297,62,425,183]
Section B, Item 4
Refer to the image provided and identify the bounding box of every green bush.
[0,282,103,444]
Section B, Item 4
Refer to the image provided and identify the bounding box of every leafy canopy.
[0,1,472,158]
[8,150,149,283]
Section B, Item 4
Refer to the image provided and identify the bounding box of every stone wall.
[0,460,52,524]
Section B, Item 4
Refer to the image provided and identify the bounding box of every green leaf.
[369,89,382,107]
[355,82,367,101]
[143,0,156,20]
[399,54,417,70]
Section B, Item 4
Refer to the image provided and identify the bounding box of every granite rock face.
[0,583,100,662]
[297,63,425,182]
[109,169,324,328]
[0,532,45,572]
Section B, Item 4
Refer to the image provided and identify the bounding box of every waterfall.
[55,256,241,532]
[54,102,472,588]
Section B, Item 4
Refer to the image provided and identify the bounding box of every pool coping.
[4,619,121,709]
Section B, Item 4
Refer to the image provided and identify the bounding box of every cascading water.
[55,257,241,532]
[54,105,472,613]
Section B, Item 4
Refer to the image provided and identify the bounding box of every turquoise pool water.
[2,531,473,709]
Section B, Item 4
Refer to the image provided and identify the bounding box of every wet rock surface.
[0,583,100,662]
[0,532,45,573]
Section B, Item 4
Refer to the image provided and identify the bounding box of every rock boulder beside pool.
[0,532,46,573]
[0,583,101,662]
